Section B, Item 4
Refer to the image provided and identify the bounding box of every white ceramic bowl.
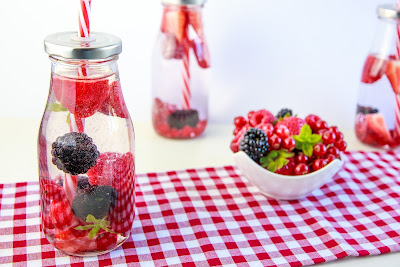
[233,151,344,200]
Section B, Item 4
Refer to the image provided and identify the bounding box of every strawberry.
[275,116,306,136]
[385,59,400,94]
[361,55,386,84]
[52,75,111,118]
[98,81,129,119]
[362,113,392,146]
[192,38,210,68]
[249,109,276,126]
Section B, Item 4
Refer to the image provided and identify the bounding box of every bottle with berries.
[152,0,210,139]
[38,32,136,256]
[356,4,400,148]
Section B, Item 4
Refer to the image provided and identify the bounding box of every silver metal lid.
[44,32,122,60]
[161,0,206,6]
[377,4,400,19]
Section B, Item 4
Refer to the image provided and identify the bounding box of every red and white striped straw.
[181,40,191,109]
[79,0,92,38]
[394,1,400,137]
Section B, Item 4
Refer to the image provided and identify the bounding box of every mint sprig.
[74,214,117,239]
[260,150,294,173]
[293,124,322,157]
[46,103,68,112]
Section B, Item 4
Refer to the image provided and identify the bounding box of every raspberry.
[168,109,199,129]
[275,116,306,136]
[239,128,269,162]
[50,199,77,231]
[249,109,275,126]
[51,132,100,175]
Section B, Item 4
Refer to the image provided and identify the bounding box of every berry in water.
[167,109,199,130]
[239,128,269,162]
[51,132,100,175]
[72,185,117,220]
[356,105,379,115]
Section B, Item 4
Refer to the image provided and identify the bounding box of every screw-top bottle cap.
[44,32,122,60]
[161,0,207,6]
[377,4,400,19]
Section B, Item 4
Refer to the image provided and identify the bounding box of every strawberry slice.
[192,38,210,68]
[361,55,386,84]
[98,81,129,119]
[52,75,111,118]
[163,9,188,42]
[366,113,392,146]
[162,34,185,60]
[386,59,400,94]
[187,9,203,36]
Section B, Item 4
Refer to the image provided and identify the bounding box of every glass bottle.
[38,32,135,256]
[355,4,400,148]
[152,0,210,139]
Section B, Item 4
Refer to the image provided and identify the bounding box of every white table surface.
[0,117,399,266]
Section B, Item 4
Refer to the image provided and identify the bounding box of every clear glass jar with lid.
[355,4,400,148]
[152,0,211,139]
[38,32,135,256]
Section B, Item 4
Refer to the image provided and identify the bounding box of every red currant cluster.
[231,109,347,176]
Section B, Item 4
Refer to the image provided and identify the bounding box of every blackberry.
[72,185,117,220]
[77,176,91,192]
[239,128,269,162]
[51,132,100,175]
[276,108,293,119]
[357,105,378,115]
[167,109,199,129]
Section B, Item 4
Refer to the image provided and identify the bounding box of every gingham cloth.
[1,151,400,267]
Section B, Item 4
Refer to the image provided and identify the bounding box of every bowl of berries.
[230,109,347,200]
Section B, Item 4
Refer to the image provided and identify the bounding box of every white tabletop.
[0,117,398,266]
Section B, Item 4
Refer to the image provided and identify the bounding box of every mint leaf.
[47,103,68,112]
[293,124,322,156]
[74,214,117,238]
[260,150,294,173]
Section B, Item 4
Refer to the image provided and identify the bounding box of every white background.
[0,0,391,129]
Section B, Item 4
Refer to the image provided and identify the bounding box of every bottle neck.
[161,4,204,38]
[50,55,119,79]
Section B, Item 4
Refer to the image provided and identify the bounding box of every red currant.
[234,116,247,128]
[326,146,340,157]
[322,131,337,145]
[313,143,327,157]
[335,140,347,151]
[268,134,282,150]
[325,154,337,164]
[335,132,344,141]
[305,114,321,130]
[294,163,309,175]
[275,125,290,139]
[257,123,274,138]
[295,153,309,164]
[314,120,328,132]
[328,126,339,135]
[312,158,327,171]
[282,137,296,151]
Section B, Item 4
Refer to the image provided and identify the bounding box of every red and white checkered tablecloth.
[1,151,400,266]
